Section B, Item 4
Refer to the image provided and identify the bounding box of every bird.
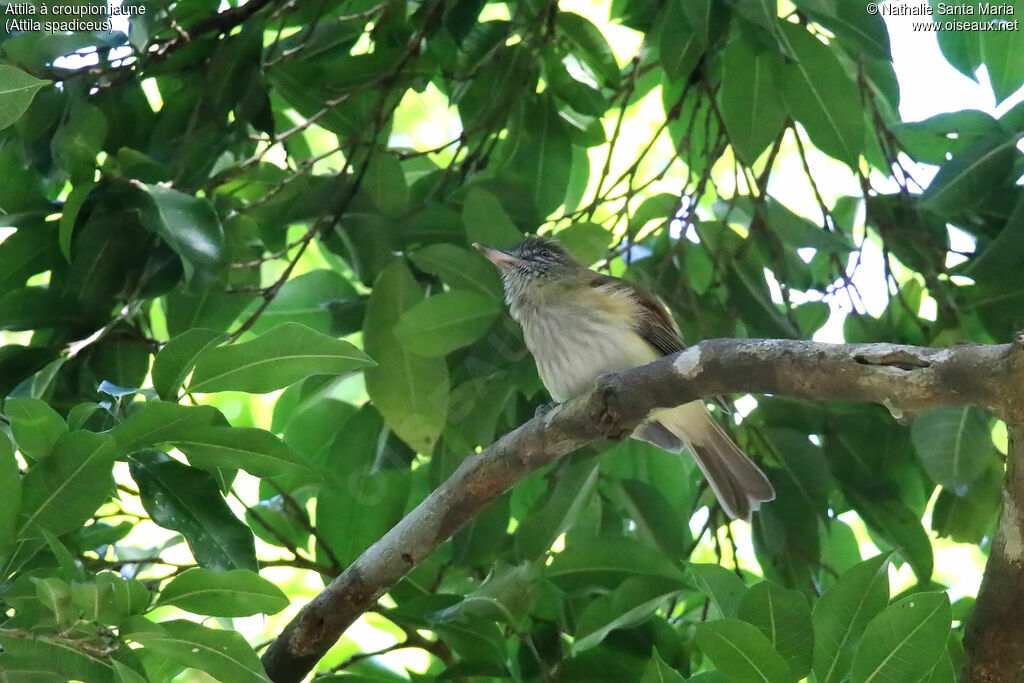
[474,235,775,521]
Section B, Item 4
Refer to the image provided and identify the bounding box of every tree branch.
[262,338,1024,682]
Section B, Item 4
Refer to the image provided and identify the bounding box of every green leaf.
[546,537,688,591]
[0,436,20,549]
[738,581,814,678]
[189,322,375,394]
[554,222,613,266]
[847,490,933,583]
[850,592,952,683]
[0,630,114,683]
[911,406,997,494]
[515,460,599,560]
[812,554,892,683]
[151,329,226,400]
[113,402,224,453]
[364,260,449,453]
[689,563,747,618]
[615,479,691,561]
[250,270,359,335]
[695,618,793,682]
[779,22,865,167]
[719,40,787,166]
[932,459,1002,544]
[136,183,225,288]
[363,153,409,218]
[156,567,289,616]
[574,575,689,653]
[0,65,49,131]
[4,397,67,461]
[19,431,116,538]
[174,427,320,479]
[394,290,500,357]
[51,102,107,184]
[409,244,503,300]
[558,12,620,87]
[659,0,703,81]
[129,451,257,571]
[640,650,687,683]
[316,469,411,567]
[463,187,523,249]
[124,618,270,683]
[502,96,574,216]
[979,3,1024,104]
[920,132,1021,214]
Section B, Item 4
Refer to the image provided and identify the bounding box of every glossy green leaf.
[394,290,500,357]
[151,328,226,400]
[189,322,375,394]
[113,402,223,453]
[574,575,688,652]
[156,567,289,616]
[363,260,449,453]
[911,406,997,493]
[19,431,116,539]
[5,397,67,461]
[174,426,320,479]
[688,563,747,618]
[850,592,952,683]
[0,65,49,131]
[124,617,270,683]
[558,11,620,87]
[738,581,814,678]
[813,554,892,683]
[129,451,257,571]
[137,183,225,288]
[719,40,787,166]
[779,22,865,167]
[250,270,359,335]
[696,618,793,682]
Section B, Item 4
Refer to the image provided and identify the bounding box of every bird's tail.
[635,402,775,522]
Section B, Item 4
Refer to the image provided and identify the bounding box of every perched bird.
[475,236,774,521]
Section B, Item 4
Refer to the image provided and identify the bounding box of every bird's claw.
[535,401,560,418]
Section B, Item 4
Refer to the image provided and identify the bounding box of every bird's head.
[474,236,582,309]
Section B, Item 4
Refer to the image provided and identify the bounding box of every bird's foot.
[535,401,560,418]
[595,373,631,440]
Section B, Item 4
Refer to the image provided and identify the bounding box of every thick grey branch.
[262,338,1022,682]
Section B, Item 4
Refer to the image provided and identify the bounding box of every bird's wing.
[588,273,686,357]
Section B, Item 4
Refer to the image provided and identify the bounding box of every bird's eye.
[538,249,552,259]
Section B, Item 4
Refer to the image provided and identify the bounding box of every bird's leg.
[534,401,560,418]
[595,373,632,440]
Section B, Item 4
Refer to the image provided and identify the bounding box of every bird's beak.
[473,243,522,269]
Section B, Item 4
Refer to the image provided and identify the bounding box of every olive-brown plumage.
[475,236,775,521]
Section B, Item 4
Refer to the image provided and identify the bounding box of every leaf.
[4,397,67,461]
[250,270,359,335]
[932,460,1002,544]
[847,490,933,583]
[463,186,523,249]
[979,3,1024,104]
[113,402,224,453]
[689,563,748,618]
[19,431,116,538]
[850,592,952,683]
[394,290,500,357]
[174,427,320,479]
[515,460,599,560]
[911,406,997,494]
[659,0,703,81]
[779,22,865,168]
[0,631,114,683]
[136,183,225,288]
[363,260,449,453]
[156,567,289,616]
[554,222,613,266]
[129,451,257,571]
[0,436,20,549]
[812,554,892,683]
[189,322,375,394]
[695,618,793,682]
[738,581,814,678]
[718,40,787,166]
[546,537,688,591]
[0,65,49,131]
[363,152,409,218]
[640,650,687,683]
[316,469,411,567]
[920,132,1020,214]
[616,479,691,561]
[151,328,226,400]
[409,244,503,300]
[502,96,574,216]
[574,575,689,653]
[558,11,620,87]
[124,618,270,683]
